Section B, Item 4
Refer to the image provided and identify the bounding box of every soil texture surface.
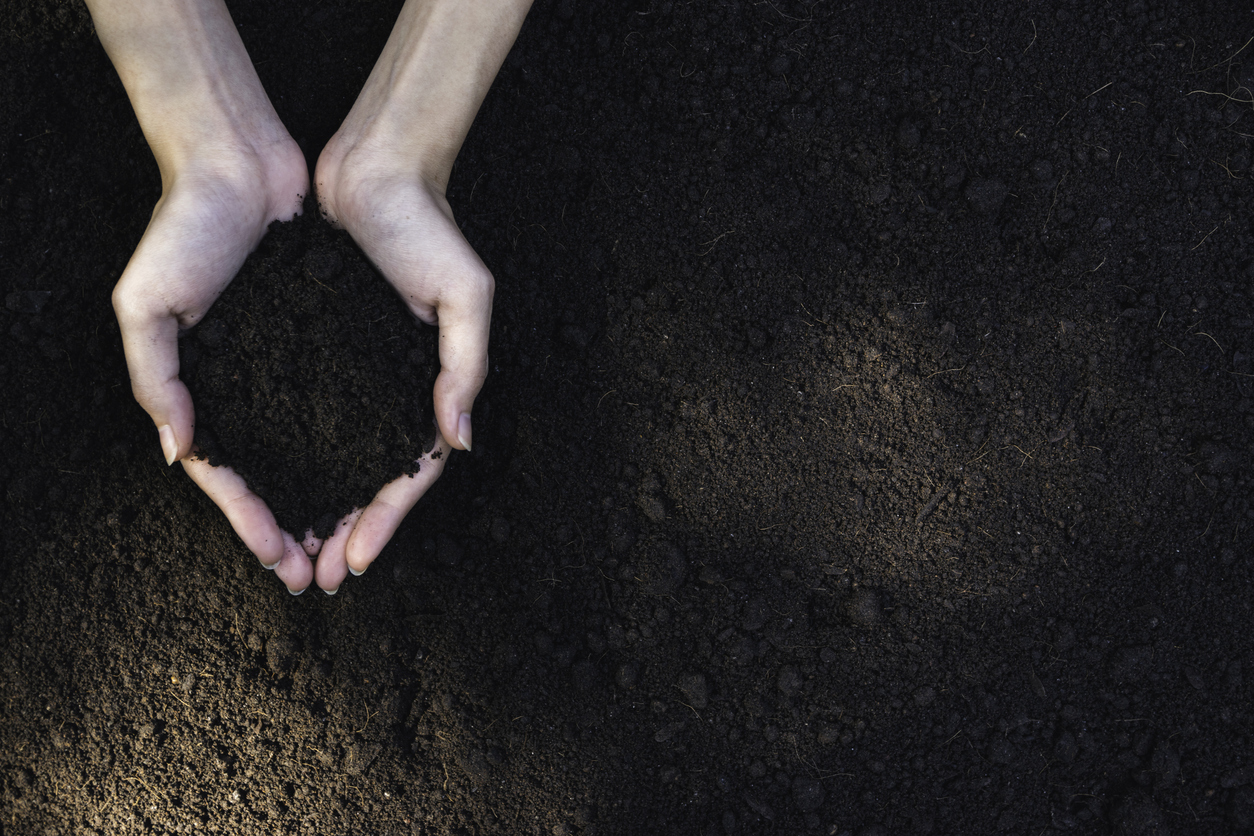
[182,200,438,539]
[2,1,1254,835]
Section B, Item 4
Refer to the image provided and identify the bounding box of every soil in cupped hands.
[179,198,438,539]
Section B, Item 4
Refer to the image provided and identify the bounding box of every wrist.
[87,0,294,181]
[329,0,533,194]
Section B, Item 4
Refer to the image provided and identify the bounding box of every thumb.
[114,290,196,465]
[431,274,493,452]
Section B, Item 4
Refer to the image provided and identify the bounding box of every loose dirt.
[182,201,438,539]
[2,1,1252,834]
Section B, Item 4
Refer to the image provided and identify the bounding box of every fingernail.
[457,412,473,451]
[349,566,365,577]
[288,586,304,596]
[260,558,280,570]
[158,424,178,466]
[324,587,339,596]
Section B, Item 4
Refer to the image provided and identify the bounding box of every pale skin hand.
[310,0,533,593]
[88,0,309,584]
[87,0,532,594]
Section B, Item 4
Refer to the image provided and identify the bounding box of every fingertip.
[314,509,361,593]
[345,514,387,578]
[274,531,314,594]
[301,529,323,557]
[435,405,471,453]
[156,425,175,465]
[345,532,376,577]
[433,362,486,453]
[147,386,196,464]
[243,522,284,568]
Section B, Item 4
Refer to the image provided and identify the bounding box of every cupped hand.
[112,146,309,580]
[308,138,494,592]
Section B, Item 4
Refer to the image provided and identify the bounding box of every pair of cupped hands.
[115,131,493,596]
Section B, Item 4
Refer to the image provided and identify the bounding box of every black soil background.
[2,1,1253,834]
[182,202,439,539]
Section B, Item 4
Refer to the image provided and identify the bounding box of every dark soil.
[181,200,438,539]
[3,1,1253,835]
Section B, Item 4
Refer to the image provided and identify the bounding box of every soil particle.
[846,588,882,627]
[776,665,802,696]
[265,635,298,675]
[1109,644,1154,686]
[4,290,51,313]
[791,776,824,813]
[677,672,708,710]
[1112,794,1170,836]
[964,177,1009,214]
[615,662,640,690]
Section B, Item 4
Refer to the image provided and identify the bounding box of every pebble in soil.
[179,200,438,539]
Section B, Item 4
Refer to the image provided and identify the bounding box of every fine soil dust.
[181,200,438,539]
[2,1,1253,835]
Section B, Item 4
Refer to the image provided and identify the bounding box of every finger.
[345,437,450,575]
[432,268,494,452]
[301,529,323,557]
[313,509,363,595]
[273,531,314,595]
[114,294,196,465]
[182,454,284,567]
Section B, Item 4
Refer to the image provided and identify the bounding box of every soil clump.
[181,199,437,538]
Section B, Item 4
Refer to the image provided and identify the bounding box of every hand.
[308,137,492,593]
[88,0,320,589]
[293,0,529,594]
[112,146,310,586]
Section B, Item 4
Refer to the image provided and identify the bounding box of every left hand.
[301,139,493,594]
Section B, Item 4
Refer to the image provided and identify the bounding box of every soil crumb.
[180,199,437,538]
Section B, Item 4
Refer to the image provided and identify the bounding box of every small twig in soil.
[1187,88,1254,105]
[798,301,828,325]
[1191,331,1223,353]
[1212,158,1245,179]
[926,363,967,379]
[915,483,949,527]
[1023,19,1036,54]
[308,274,337,294]
[966,436,992,465]
[697,230,734,256]
[1003,444,1037,467]
[1189,33,1254,75]
[353,705,377,735]
[1191,224,1220,250]
[1085,81,1114,99]
[676,698,702,720]
[375,396,397,440]
[944,37,988,56]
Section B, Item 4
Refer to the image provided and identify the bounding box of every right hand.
[112,142,315,591]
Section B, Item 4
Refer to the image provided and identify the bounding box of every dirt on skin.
[181,200,439,539]
[2,1,1253,835]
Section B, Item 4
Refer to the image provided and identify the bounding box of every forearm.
[83,0,290,174]
[338,0,534,192]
